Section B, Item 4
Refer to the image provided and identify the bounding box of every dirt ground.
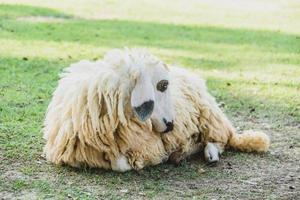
[1,116,299,199]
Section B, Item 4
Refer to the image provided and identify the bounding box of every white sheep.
[43,48,270,171]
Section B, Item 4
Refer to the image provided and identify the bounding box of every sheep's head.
[130,61,174,133]
[104,48,174,133]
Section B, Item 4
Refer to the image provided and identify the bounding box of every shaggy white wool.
[43,48,169,169]
[43,48,270,171]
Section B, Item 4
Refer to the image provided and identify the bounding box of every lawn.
[0,0,299,199]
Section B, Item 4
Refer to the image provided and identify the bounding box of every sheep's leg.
[204,142,223,164]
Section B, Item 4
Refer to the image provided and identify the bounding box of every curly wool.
[163,67,270,160]
[43,49,270,171]
[43,49,168,171]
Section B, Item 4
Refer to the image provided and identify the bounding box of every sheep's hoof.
[112,155,132,172]
[204,143,220,165]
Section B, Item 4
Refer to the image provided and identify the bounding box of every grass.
[0,0,299,199]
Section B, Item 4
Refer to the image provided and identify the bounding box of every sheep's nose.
[162,119,174,133]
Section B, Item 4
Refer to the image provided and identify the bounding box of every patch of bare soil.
[179,120,300,199]
[0,119,299,199]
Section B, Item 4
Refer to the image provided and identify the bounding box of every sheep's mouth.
[162,124,174,133]
[161,119,174,133]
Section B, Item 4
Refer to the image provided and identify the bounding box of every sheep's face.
[131,63,174,133]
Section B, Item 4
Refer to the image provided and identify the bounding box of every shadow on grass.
[1,56,298,165]
[0,4,72,19]
[0,4,299,71]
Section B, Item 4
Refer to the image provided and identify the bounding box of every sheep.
[43,49,173,171]
[43,48,270,171]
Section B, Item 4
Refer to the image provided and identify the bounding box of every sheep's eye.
[157,80,169,92]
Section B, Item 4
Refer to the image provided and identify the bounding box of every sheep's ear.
[131,75,155,121]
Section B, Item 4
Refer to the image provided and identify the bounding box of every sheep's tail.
[228,130,270,153]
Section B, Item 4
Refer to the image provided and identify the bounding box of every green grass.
[0,1,299,199]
